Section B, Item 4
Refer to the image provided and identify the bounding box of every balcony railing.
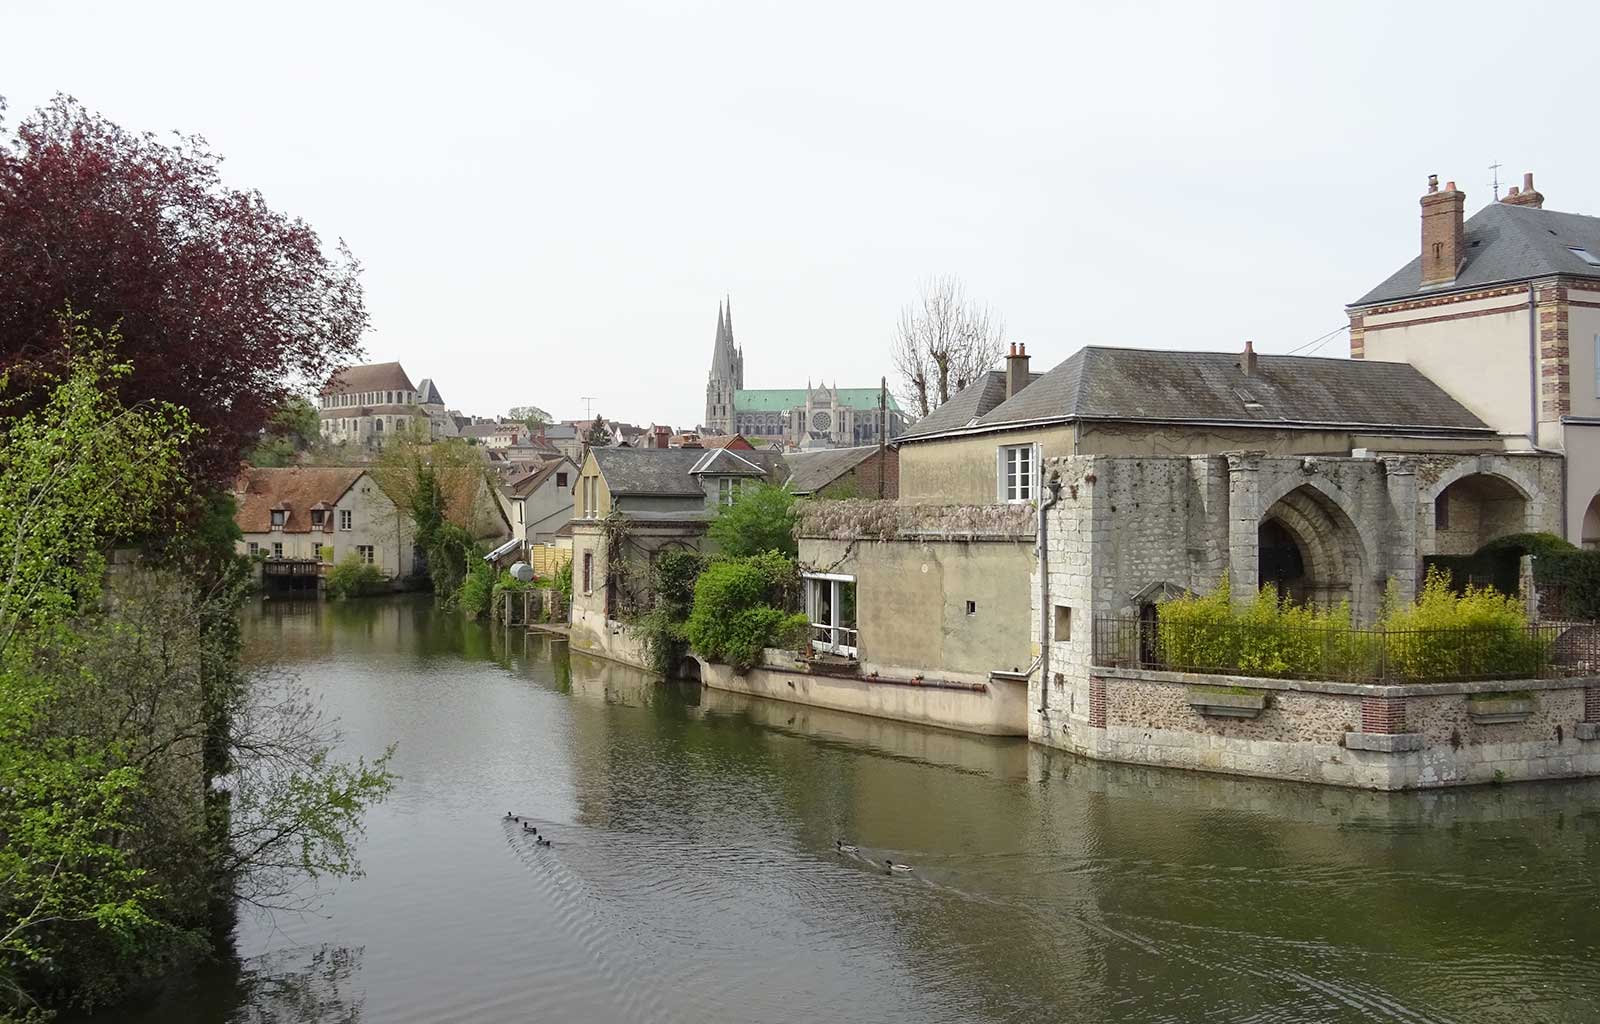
[811,623,858,658]
[1091,615,1600,684]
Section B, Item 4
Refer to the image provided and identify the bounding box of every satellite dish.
[509,562,535,583]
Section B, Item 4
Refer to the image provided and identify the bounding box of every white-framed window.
[271,541,283,558]
[270,509,286,529]
[357,545,374,565]
[804,573,858,657]
[997,444,1038,503]
[339,509,353,531]
[247,541,259,555]
[515,500,524,524]
[717,477,737,507]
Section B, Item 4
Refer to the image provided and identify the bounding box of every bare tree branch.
[890,275,1006,418]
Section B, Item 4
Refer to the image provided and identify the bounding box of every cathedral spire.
[725,294,733,341]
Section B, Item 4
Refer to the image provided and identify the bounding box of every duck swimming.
[523,822,538,833]
[836,840,858,854]
[884,859,912,874]
[535,836,552,847]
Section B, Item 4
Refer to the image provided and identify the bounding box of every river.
[113,595,1600,1023]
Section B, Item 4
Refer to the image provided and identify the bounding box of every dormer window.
[1570,247,1600,268]
[270,509,286,529]
[310,509,325,527]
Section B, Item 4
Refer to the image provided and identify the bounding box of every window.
[804,574,858,657]
[998,444,1037,502]
[310,509,325,527]
[557,472,568,488]
[247,542,259,555]
[516,500,524,524]
[582,552,594,594]
[1054,605,1072,641]
[1570,247,1600,268]
[965,600,977,616]
[339,509,353,531]
[357,545,375,565]
[718,477,736,506]
[271,542,283,558]
[270,509,286,529]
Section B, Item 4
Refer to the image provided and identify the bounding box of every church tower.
[704,297,743,433]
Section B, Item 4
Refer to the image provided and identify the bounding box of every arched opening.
[1582,493,1600,551]
[1258,485,1366,613]
[1432,473,1528,556]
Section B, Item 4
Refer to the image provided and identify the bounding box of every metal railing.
[811,623,858,657]
[1091,615,1600,684]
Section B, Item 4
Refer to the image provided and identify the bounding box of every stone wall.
[1066,667,1600,790]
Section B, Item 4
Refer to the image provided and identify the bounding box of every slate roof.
[234,467,365,533]
[782,445,878,495]
[591,448,710,496]
[507,459,573,498]
[322,362,416,394]
[1354,202,1600,306]
[899,370,1043,438]
[734,388,901,413]
[689,447,770,477]
[901,346,1490,440]
[417,377,446,405]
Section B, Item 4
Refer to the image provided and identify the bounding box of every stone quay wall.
[1063,667,1600,789]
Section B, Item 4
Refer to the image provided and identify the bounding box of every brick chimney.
[1500,171,1545,209]
[1005,342,1030,399]
[1241,340,1258,376]
[653,425,671,448]
[1420,174,1466,287]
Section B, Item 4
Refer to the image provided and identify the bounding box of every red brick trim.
[1360,695,1407,734]
[1570,299,1600,311]
[1361,302,1530,334]
[1585,686,1600,724]
[1088,676,1107,729]
[1358,284,1531,318]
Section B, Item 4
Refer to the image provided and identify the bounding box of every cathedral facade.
[702,300,906,449]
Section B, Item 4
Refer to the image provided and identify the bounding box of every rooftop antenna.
[1489,160,1503,199]
[580,396,596,419]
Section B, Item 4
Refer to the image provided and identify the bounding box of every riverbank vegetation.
[0,95,392,1020]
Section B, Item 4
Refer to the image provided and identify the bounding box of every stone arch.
[1258,483,1371,616]
[1582,493,1600,551]
[1427,473,1531,556]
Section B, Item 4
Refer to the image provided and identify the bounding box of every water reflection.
[153,598,1600,1023]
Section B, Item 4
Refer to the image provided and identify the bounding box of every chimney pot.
[1420,175,1466,285]
[1243,340,1258,376]
[1508,186,1520,197]
[1427,174,1439,193]
[1524,171,1535,191]
[1500,170,1545,208]
[1445,181,1457,192]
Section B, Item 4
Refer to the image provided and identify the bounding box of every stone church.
[702,299,907,448]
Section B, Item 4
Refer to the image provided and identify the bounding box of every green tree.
[684,552,808,671]
[508,405,551,430]
[708,483,798,559]
[247,397,321,467]
[584,416,613,448]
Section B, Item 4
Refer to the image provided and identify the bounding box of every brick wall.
[1361,695,1408,734]
[1586,686,1600,723]
[1088,676,1107,728]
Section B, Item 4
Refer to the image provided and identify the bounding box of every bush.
[708,483,798,559]
[324,553,387,599]
[1154,567,1544,682]
[685,553,806,671]
[552,559,573,603]
[457,559,496,620]
[635,550,706,676]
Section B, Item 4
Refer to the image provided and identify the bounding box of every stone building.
[318,361,457,446]
[233,467,415,590]
[1348,173,1600,546]
[702,299,906,447]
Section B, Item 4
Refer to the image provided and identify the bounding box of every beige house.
[1348,173,1600,546]
[234,467,417,590]
[318,361,457,447]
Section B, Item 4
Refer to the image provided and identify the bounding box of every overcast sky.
[7,0,1599,428]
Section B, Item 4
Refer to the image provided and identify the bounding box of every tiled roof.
[1354,201,1600,306]
[234,467,365,533]
[322,362,416,394]
[508,459,573,497]
[592,447,785,497]
[903,346,1489,438]
[782,445,878,495]
[899,370,1042,438]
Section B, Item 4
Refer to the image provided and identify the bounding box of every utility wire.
[1283,323,1349,356]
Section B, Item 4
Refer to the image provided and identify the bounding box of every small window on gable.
[557,472,568,488]
[339,509,353,531]
[310,509,325,527]
[1570,247,1600,267]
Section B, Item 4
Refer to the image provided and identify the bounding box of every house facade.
[1347,173,1600,546]
[233,467,416,586]
[318,361,456,446]
[568,445,784,668]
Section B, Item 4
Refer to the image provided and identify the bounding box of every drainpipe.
[1037,471,1063,715]
[1527,282,1539,446]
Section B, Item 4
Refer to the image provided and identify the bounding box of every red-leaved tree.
[0,94,368,489]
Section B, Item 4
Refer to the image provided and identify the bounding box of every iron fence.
[1091,615,1600,684]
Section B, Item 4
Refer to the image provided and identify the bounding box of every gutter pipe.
[1037,470,1063,715]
